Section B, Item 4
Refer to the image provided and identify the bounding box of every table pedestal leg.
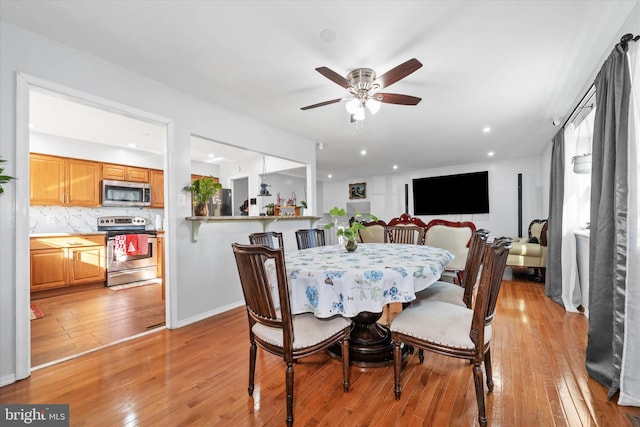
[327,311,409,368]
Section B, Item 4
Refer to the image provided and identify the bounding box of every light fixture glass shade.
[366,98,381,114]
[572,153,591,174]
[345,98,360,114]
[352,107,365,121]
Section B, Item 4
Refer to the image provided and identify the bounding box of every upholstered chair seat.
[391,300,492,349]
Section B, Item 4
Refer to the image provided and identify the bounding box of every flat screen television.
[413,171,489,215]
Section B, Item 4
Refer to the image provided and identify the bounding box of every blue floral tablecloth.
[269,243,453,318]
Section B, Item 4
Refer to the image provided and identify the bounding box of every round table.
[281,243,454,367]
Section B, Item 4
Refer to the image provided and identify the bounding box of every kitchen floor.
[30,282,165,367]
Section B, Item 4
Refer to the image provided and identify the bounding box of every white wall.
[0,21,317,385]
[322,155,549,238]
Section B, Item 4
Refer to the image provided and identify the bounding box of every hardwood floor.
[30,282,165,367]
[5,273,638,426]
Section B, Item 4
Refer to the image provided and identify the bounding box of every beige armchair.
[506,219,548,281]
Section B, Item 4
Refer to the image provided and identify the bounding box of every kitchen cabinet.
[150,169,164,208]
[30,234,106,293]
[30,153,101,207]
[103,163,149,183]
[191,174,220,183]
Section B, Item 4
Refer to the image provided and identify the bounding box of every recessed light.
[127,143,137,148]
[327,174,333,179]
[360,150,367,156]
[482,126,491,133]
[28,123,36,129]
[393,165,398,170]
[488,151,495,157]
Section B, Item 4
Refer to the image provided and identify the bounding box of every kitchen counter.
[30,232,107,238]
[185,215,322,242]
[30,233,106,250]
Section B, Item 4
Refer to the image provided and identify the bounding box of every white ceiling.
[2,0,637,180]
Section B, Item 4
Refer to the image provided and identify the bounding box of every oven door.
[106,236,157,274]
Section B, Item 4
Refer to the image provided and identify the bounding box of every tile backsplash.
[30,206,164,234]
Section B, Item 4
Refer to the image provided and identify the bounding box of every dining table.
[272,242,454,367]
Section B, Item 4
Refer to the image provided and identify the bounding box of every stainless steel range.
[98,216,158,287]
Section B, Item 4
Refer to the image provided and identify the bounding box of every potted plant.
[297,200,307,216]
[264,203,276,216]
[324,206,377,251]
[0,156,15,194]
[183,176,222,216]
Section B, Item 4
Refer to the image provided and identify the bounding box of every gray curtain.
[545,129,565,305]
[586,42,631,397]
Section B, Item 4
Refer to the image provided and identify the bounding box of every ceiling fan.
[301,58,423,121]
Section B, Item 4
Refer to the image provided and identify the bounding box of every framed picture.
[349,182,366,199]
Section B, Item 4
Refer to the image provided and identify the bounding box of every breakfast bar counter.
[186,215,322,242]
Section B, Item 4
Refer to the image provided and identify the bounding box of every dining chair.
[414,229,490,308]
[248,231,284,249]
[358,219,387,243]
[390,238,511,427]
[386,225,426,245]
[231,243,351,427]
[423,219,477,284]
[295,228,326,249]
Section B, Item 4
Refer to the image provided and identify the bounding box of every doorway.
[231,177,249,216]
[22,77,171,370]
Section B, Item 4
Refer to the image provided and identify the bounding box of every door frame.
[15,73,174,379]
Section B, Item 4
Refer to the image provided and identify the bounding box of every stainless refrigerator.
[208,188,232,216]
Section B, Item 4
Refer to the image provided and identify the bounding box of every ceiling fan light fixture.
[345,98,360,114]
[352,107,365,121]
[366,98,381,114]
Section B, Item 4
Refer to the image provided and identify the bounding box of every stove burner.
[97,216,155,237]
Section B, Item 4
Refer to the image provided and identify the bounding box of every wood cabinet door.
[102,163,127,181]
[150,169,164,208]
[66,159,101,206]
[30,154,65,205]
[126,167,149,183]
[31,248,67,291]
[69,246,106,285]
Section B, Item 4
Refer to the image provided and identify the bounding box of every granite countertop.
[30,231,107,238]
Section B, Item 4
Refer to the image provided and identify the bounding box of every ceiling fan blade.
[376,93,422,105]
[300,98,343,110]
[374,58,423,89]
[316,66,351,88]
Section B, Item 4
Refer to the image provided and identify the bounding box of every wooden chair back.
[232,243,292,344]
[461,229,491,307]
[358,220,388,243]
[387,225,426,245]
[424,219,477,272]
[470,238,511,346]
[249,231,284,249]
[388,213,428,228]
[295,228,326,249]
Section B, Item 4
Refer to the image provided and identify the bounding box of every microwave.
[102,180,151,207]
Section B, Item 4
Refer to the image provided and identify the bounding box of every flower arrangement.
[324,206,378,242]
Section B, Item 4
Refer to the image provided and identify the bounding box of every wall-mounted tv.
[413,171,489,215]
